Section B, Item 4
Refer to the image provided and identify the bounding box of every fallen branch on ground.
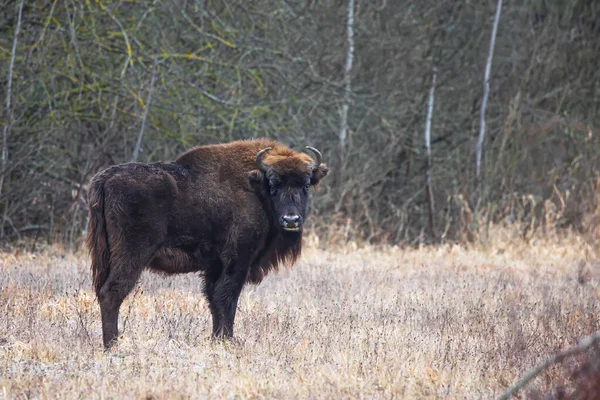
[498,329,600,400]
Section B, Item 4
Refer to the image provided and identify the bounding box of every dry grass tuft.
[1,232,599,398]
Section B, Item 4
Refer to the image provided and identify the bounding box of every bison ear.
[310,164,329,186]
[248,169,266,190]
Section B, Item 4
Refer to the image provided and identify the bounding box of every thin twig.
[122,286,142,332]
[73,289,94,349]
[197,86,234,106]
[498,329,600,400]
[99,1,133,79]
[1,0,25,238]
[132,57,158,162]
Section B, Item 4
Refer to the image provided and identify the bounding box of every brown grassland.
[0,228,599,399]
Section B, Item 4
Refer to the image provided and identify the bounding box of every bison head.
[249,145,328,233]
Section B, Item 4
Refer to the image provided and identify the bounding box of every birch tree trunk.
[1,0,25,238]
[337,0,355,184]
[475,0,503,186]
[424,68,437,240]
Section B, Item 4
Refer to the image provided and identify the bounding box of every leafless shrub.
[0,1,598,247]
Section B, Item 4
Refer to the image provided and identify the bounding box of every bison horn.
[256,147,271,172]
[305,146,322,170]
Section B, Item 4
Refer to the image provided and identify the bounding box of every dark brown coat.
[85,139,328,348]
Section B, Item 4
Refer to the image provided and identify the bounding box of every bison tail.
[86,174,111,297]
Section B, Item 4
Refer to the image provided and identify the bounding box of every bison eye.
[304,183,310,192]
[270,184,277,196]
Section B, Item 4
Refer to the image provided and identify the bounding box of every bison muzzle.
[85,139,328,349]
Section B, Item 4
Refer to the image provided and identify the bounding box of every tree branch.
[99,1,133,79]
[498,329,600,400]
[132,57,158,162]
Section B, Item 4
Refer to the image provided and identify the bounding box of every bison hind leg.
[98,249,153,349]
[99,272,141,349]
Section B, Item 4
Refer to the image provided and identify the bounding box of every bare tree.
[338,0,355,183]
[475,0,503,186]
[1,0,25,238]
[424,67,437,240]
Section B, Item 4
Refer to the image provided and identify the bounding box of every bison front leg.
[204,263,249,339]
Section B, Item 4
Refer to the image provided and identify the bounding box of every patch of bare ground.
[0,231,599,399]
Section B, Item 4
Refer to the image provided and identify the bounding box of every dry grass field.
[1,231,599,399]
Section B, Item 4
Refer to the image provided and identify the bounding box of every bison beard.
[85,139,328,349]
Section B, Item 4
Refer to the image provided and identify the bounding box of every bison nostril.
[282,214,300,226]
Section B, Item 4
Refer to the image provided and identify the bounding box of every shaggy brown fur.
[86,139,328,349]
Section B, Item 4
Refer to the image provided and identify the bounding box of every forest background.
[0,0,599,249]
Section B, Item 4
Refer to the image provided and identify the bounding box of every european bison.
[85,139,328,349]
